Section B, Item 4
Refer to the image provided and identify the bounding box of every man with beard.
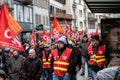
[87,35,111,80]
[79,35,88,75]
[51,36,77,80]
[7,50,24,80]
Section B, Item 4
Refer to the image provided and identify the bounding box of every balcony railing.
[88,17,97,22]
[88,15,97,22]
[51,12,73,20]
[16,0,32,5]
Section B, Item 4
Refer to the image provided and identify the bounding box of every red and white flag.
[64,20,69,39]
[79,29,85,39]
[0,4,24,51]
[52,17,63,41]
[30,30,37,46]
[70,28,77,40]
[42,31,50,44]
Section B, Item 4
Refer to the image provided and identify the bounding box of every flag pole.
[48,0,52,45]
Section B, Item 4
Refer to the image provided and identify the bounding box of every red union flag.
[0,4,24,51]
[64,20,69,39]
[30,30,37,45]
[0,31,24,51]
[96,28,99,35]
[52,17,63,41]
[79,29,85,39]
[0,4,23,38]
[42,31,50,44]
[0,10,1,17]
[70,28,77,40]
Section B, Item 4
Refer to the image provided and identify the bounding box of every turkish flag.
[42,31,50,44]
[30,30,37,46]
[0,4,24,51]
[52,17,63,41]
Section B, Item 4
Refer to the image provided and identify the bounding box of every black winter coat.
[22,56,42,80]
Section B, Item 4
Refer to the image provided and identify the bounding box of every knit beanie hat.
[58,36,67,45]
[92,35,99,41]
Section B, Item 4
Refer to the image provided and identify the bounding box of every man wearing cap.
[51,36,77,80]
[87,35,111,80]
[40,44,52,80]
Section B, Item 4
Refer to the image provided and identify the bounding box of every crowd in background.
[0,34,119,80]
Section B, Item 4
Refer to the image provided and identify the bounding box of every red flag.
[0,4,24,51]
[90,28,99,37]
[96,28,99,34]
[0,10,1,18]
[30,30,37,46]
[79,29,85,39]
[42,31,50,44]
[64,20,69,38]
[0,36,24,51]
[0,4,23,38]
[52,17,63,41]
[70,28,77,41]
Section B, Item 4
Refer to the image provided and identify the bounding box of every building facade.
[12,0,34,43]
[72,0,104,34]
[0,0,12,10]
[33,0,50,31]
[50,0,73,29]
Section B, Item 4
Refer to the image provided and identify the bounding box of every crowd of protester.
[0,34,119,80]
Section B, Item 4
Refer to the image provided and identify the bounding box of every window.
[89,22,95,29]
[39,0,41,7]
[13,4,17,20]
[24,7,30,22]
[43,16,45,25]
[55,0,66,4]
[14,4,33,23]
[46,16,48,25]
[17,5,24,22]
[30,8,32,23]
[79,10,82,17]
[80,22,83,29]
[79,0,81,4]
[43,0,46,8]
[36,14,39,25]
[46,0,48,9]
[39,15,41,24]
[41,0,43,8]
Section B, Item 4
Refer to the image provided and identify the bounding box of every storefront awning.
[84,0,120,13]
